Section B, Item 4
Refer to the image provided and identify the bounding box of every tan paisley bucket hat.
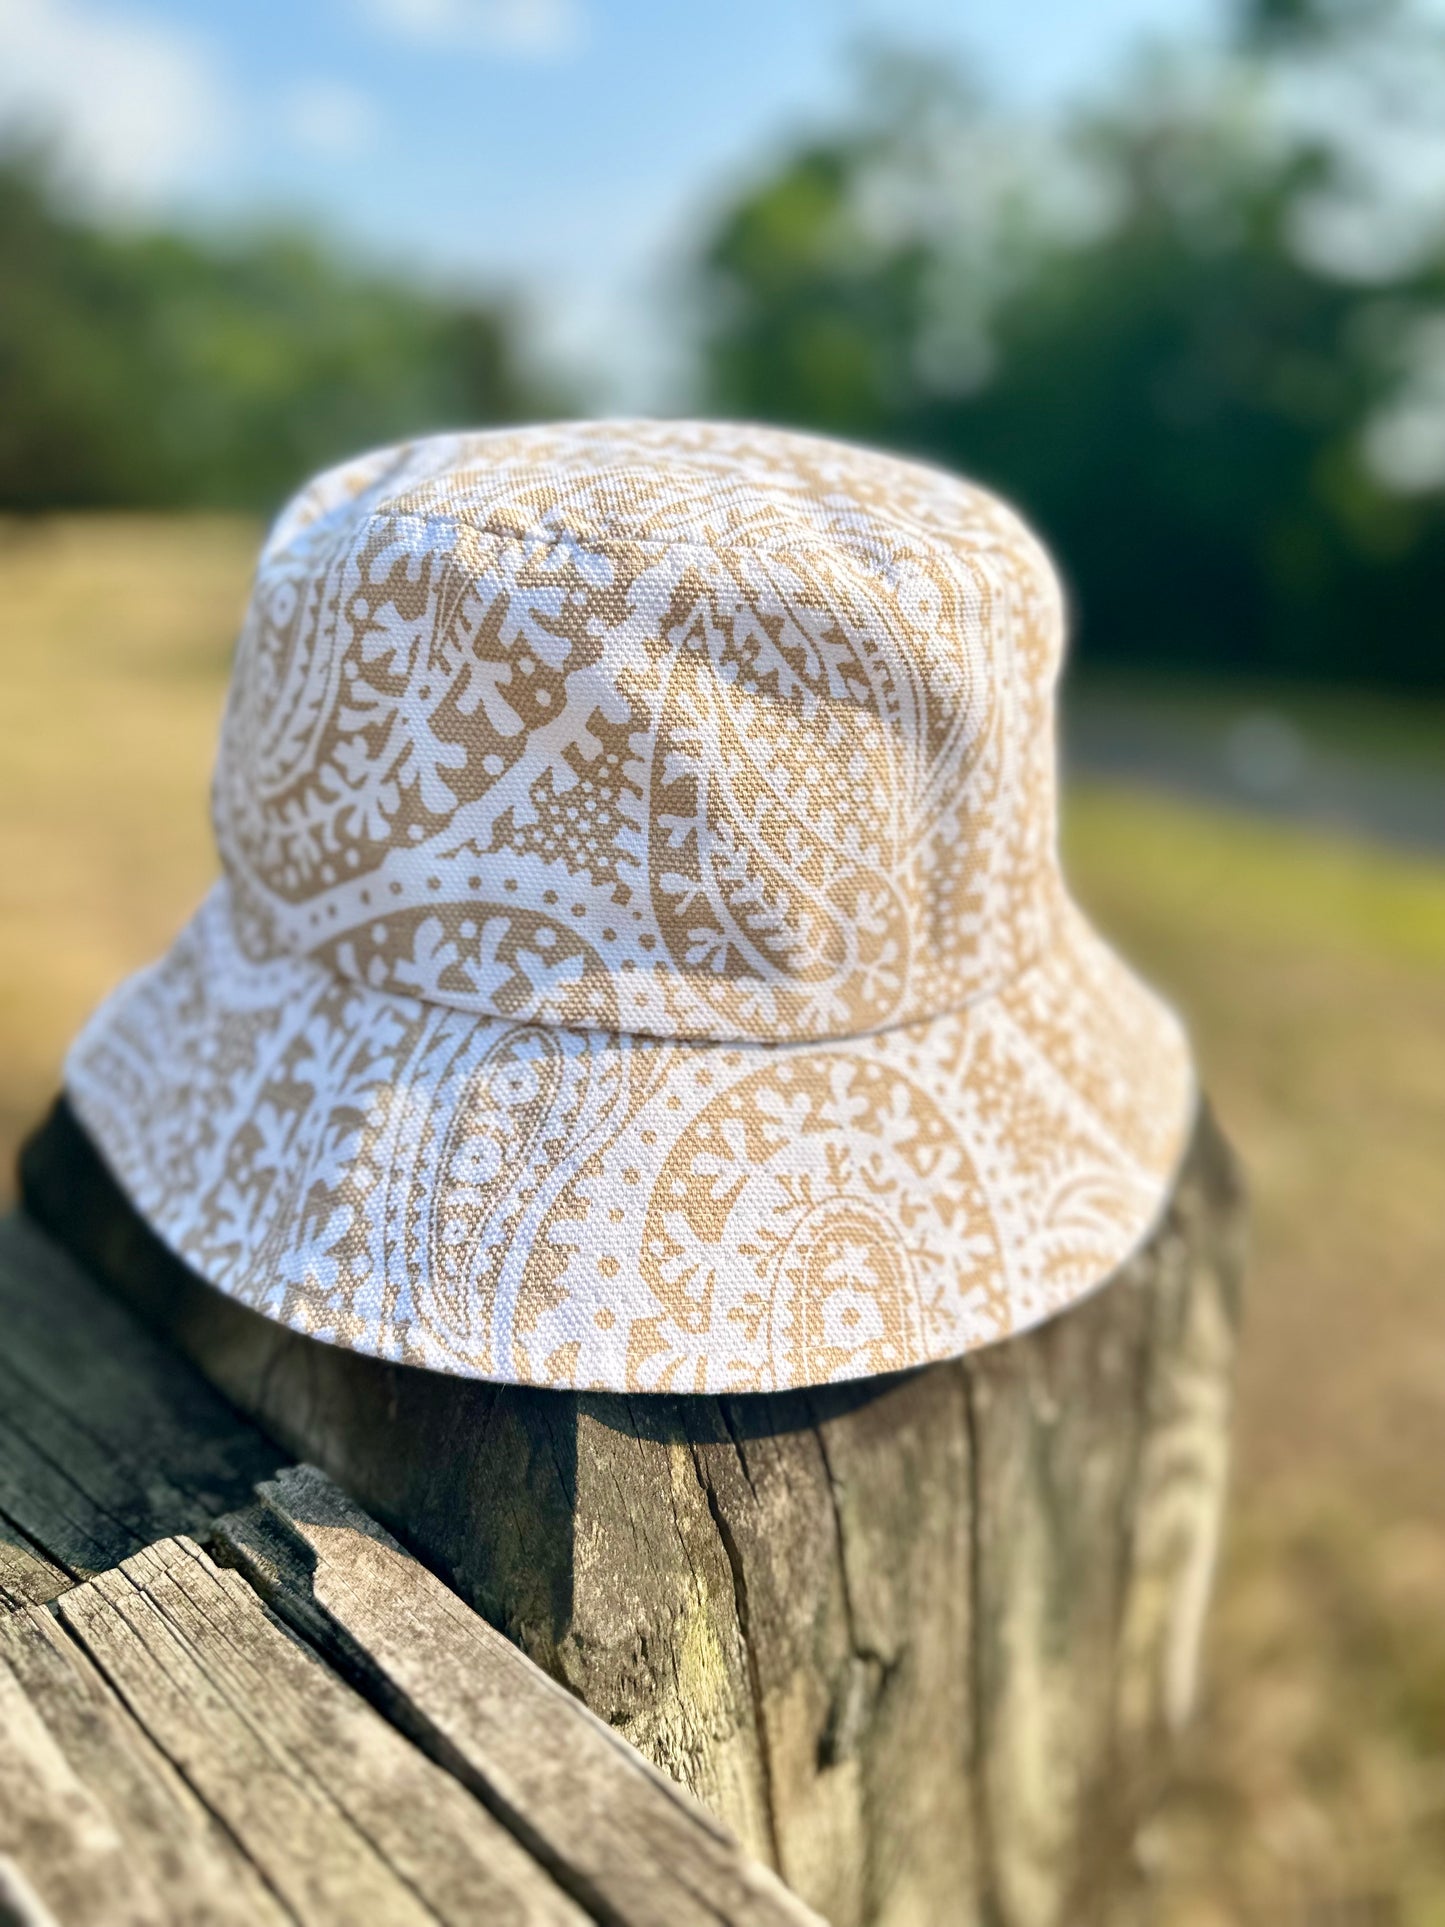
[65,421,1195,1394]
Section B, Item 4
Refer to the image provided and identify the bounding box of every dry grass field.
[2,515,1443,1924]
[1065,794,1445,1924]
[0,516,248,1175]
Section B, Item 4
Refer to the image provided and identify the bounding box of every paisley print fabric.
[65,420,1195,1392]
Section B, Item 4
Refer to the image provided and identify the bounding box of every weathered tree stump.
[21,1096,1243,1927]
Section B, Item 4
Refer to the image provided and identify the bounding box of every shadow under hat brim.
[63,880,1195,1395]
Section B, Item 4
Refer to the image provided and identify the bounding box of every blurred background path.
[1065,686,1445,857]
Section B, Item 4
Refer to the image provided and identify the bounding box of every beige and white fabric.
[66,420,1195,1393]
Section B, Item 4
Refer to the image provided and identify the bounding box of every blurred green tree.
[0,150,559,513]
[695,21,1445,688]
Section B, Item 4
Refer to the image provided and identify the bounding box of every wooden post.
[21,1097,1243,1927]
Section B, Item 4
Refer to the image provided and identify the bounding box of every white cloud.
[0,0,232,209]
[362,0,586,60]
[282,79,380,160]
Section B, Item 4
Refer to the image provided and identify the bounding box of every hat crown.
[214,420,1066,1044]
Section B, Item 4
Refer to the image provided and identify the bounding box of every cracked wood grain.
[0,1518,70,1615]
[212,1465,825,1927]
[0,1604,288,1927]
[16,1533,585,1927]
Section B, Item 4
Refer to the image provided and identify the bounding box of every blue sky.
[1,0,1222,397]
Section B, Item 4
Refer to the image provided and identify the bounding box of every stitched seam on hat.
[209,873,1066,1057]
[328,498,1035,603]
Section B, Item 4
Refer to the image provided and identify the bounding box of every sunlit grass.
[2,516,1443,1922]
[1069,782,1445,968]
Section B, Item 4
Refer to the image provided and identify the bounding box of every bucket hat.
[65,421,1195,1394]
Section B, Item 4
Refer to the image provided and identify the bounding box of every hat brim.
[65,882,1195,1394]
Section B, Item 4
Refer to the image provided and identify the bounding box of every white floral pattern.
[66,420,1194,1391]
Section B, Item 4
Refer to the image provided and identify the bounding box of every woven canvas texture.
[66,420,1194,1392]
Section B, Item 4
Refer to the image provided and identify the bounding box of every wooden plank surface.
[0,1494,822,1927]
[215,1465,826,1927]
[0,1645,166,1927]
[0,1604,288,1927]
[0,1516,71,1614]
[0,1207,826,1927]
[50,1536,584,1927]
[2,1535,586,1925]
[0,1212,282,1599]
